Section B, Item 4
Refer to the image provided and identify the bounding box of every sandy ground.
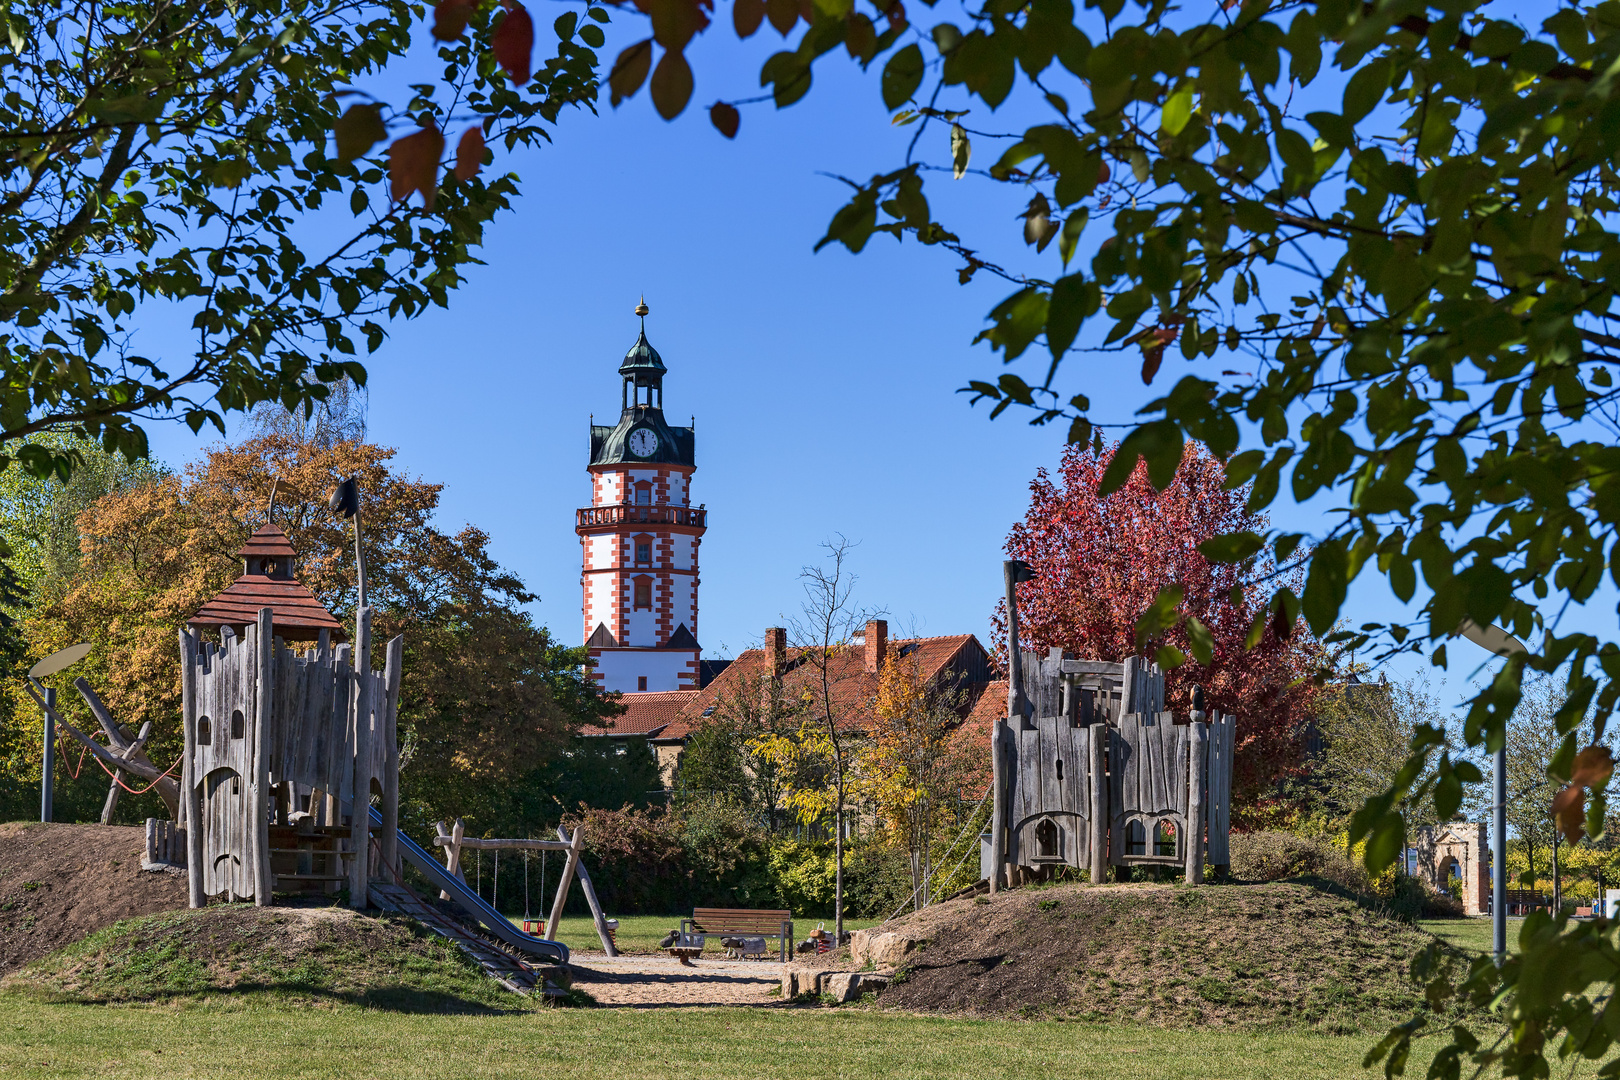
[0,822,185,976]
[565,952,783,1008]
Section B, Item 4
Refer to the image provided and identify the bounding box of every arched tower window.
[231,709,245,739]
[197,715,212,746]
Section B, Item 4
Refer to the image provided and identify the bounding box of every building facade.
[579,303,707,693]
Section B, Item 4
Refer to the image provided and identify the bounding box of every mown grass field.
[0,994,1497,1080]
[1418,917,1521,956]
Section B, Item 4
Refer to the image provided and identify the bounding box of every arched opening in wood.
[1125,818,1146,856]
[1035,818,1059,860]
[1055,757,1064,781]
[1153,819,1177,858]
[231,708,245,739]
[197,715,212,745]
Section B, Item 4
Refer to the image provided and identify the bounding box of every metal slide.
[370,806,569,963]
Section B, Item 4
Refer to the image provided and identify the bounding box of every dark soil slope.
[3,905,527,1012]
[877,881,1460,1032]
[0,822,184,976]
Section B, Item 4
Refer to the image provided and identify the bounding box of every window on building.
[634,577,652,609]
[637,676,648,691]
[636,541,651,564]
[635,484,652,505]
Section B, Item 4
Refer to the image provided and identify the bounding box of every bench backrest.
[690,908,792,934]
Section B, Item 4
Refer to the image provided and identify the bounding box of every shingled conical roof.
[188,525,347,641]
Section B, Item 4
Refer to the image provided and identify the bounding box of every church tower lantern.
[577,300,705,692]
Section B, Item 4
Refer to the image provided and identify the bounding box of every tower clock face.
[628,428,658,458]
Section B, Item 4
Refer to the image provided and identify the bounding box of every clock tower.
[578,300,706,692]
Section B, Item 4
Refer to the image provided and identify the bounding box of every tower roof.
[188,524,347,642]
[618,327,666,379]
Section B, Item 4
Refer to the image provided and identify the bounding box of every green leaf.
[882,44,925,109]
[1101,420,1184,494]
[1198,531,1264,563]
[1161,83,1193,135]
[1186,616,1215,666]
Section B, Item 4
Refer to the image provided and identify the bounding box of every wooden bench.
[677,908,794,963]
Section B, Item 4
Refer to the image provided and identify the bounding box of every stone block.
[849,929,924,969]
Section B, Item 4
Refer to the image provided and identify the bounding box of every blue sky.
[130,12,1606,717]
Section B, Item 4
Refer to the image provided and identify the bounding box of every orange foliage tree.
[862,651,987,909]
[20,430,613,825]
[997,441,1326,810]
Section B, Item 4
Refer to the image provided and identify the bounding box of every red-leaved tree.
[996,442,1325,809]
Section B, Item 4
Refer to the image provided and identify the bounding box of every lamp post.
[329,477,365,610]
[1459,619,1527,966]
[27,642,93,822]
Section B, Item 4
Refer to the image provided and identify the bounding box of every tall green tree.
[0,0,601,476]
[1310,673,1466,833]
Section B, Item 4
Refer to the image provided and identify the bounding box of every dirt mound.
[0,821,185,976]
[872,881,1462,1032]
[3,904,529,1011]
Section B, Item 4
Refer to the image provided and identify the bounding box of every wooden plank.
[544,823,585,941]
[560,826,616,955]
[989,718,1004,894]
[1039,719,1060,826]
[1059,659,1126,676]
[350,606,372,909]
[381,634,404,882]
[181,631,203,909]
[1089,727,1107,881]
[253,608,274,905]
[436,836,576,852]
[1187,719,1207,884]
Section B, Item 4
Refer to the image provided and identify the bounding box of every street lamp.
[1458,618,1527,966]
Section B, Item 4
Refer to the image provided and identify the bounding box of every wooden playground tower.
[988,561,1236,889]
[180,524,403,908]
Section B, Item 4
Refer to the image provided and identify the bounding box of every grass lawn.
[1418,917,1520,956]
[0,994,1500,1080]
[515,913,886,954]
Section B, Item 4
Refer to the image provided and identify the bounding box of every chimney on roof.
[764,627,786,677]
[865,619,888,674]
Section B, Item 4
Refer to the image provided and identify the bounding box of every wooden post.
[1004,560,1027,728]
[441,818,466,901]
[181,630,205,909]
[253,609,274,906]
[40,686,54,823]
[349,606,372,909]
[380,635,404,883]
[544,823,585,942]
[559,826,616,955]
[1187,715,1207,886]
[1090,724,1108,886]
[989,718,1005,895]
[102,721,154,826]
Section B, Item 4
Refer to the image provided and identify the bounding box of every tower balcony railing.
[576,503,708,529]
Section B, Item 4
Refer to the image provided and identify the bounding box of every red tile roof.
[188,525,345,642]
[661,634,991,741]
[580,690,699,737]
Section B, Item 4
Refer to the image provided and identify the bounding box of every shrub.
[1230,831,1361,886]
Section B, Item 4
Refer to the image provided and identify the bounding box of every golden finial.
[635,295,649,318]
